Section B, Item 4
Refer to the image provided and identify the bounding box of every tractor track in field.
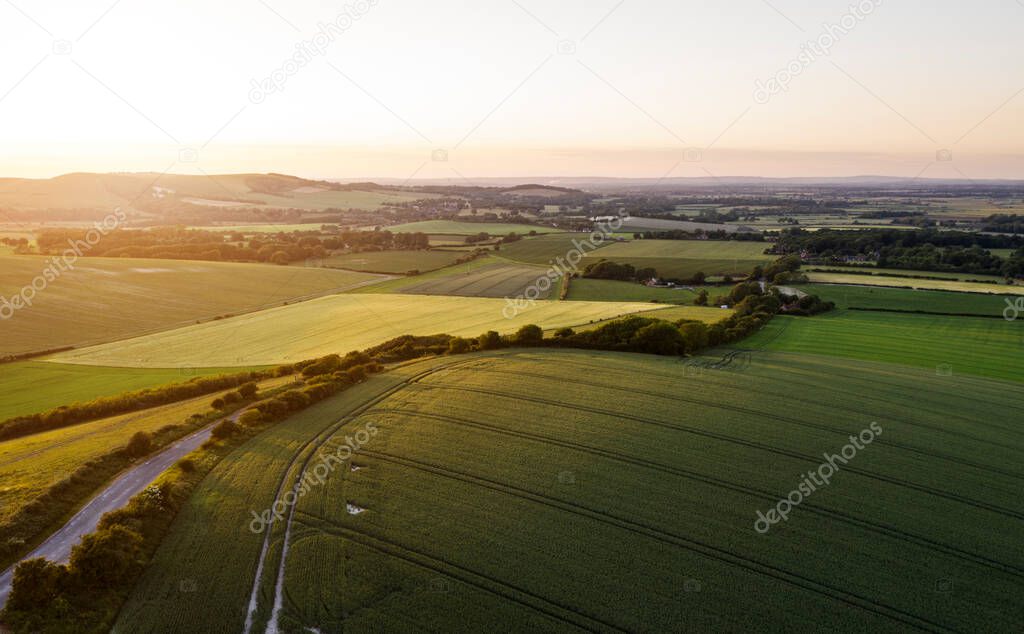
[368,406,1024,579]
[241,357,482,634]
[409,382,1024,522]
[291,518,614,633]
[475,362,1024,450]
[351,449,958,633]
[455,367,1024,472]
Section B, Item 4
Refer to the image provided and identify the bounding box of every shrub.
[513,324,544,346]
[68,524,144,586]
[238,382,259,399]
[7,558,65,612]
[477,331,502,350]
[210,420,238,440]
[630,322,686,356]
[210,398,225,410]
[554,327,574,338]
[176,459,196,473]
[448,337,471,354]
[238,410,264,426]
[125,431,153,458]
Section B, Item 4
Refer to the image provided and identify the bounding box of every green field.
[0,363,249,421]
[810,266,1008,283]
[746,310,1024,383]
[805,271,1024,295]
[384,221,559,235]
[566,278,714,303]
[0,255,383,356]
[116,349,1024,632]
[399,263,554,299]
[185,223,333,233]
[48,294,719,367]
[582,240,774,279]
[798,284,1018,316]
[497,233,613,265]
[319,250,465,274]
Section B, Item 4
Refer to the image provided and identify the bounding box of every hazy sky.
[1,0,1022,179]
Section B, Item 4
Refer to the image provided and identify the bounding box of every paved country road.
[0,410,244,609]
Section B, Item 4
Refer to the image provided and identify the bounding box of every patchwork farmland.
[115,350,1024,633]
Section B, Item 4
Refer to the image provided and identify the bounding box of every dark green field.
[566,278,703,303]
[798,283,1015,317]
[746,310,1024,383]
[116,349,1024,632]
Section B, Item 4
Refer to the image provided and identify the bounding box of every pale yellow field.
[806,272,1024,295]
[48,294,727,368]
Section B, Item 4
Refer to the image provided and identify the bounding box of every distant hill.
[0,173,421,221]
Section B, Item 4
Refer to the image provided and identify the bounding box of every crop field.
[0,378,287,525]
[384,221,558,235]
[810,266,1008,283]
[581,240,775,279]
[399,263,553,299]
[497,233,613,265]
[805,271,1024,295]
[319,250,464,274]
[0,363,249,421]
[0,255,384,356]
[117,349,1024,632]
[746,310,1024,383]
[619,217,754,233]
[48,295,698,367]
[798,284,1018,316]
[184,223,332,233]
[566,278,701,303]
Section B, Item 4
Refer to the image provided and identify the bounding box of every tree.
[694,289,708,306]
[211,420,238,439]
[270,251,291,265]
[7,558,65,611]
[514,324,544,346]
[211,397,226,410]
[630,322,686,356]
[553,327,574,338]
[478,330,502,350]
[447,337,471,354]
[125,431,152,458]
[69,524,143,585]
[678,322,709,351]
[238,382,259,399]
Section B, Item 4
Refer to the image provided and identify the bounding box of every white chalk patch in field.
[346,503,366,515]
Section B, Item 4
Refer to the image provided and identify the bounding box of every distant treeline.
[772,228,1024,277]
[982,214,1024,234]
[34,227,430,264]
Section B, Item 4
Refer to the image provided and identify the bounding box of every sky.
[0,0,1022,180]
